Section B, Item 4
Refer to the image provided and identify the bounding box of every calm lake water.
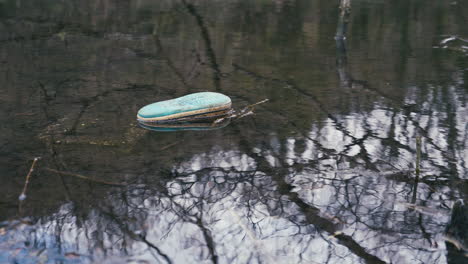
[1,0,467,263]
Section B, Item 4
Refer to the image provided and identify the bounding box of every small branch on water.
[244,99,270,109]
[212,99,269,125]
[19,157,41,201]
[44,168,127,187]
[18,157,41,214]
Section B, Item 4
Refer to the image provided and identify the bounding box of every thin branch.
[18,157,41,214]
[212,99,269,125]
[44,168,127,187]
[160,140,183,151]
[19,157,41,201]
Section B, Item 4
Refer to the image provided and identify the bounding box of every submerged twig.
[160,140,183,151]
[14,112,36,116]
[44,168,127,186]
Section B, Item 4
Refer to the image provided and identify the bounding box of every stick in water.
[45,168,127,186]
[18,157,41,201]
[212,99,269,125]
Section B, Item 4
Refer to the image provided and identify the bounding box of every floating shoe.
[137,92,232,123]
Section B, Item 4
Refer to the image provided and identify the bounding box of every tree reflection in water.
[2,82,466,263]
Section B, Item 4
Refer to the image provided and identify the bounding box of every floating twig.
[212,99,269,125]
[244,99,270,109]
[19,157,41,202]
[18,157,41,215]
[45,168,127,186]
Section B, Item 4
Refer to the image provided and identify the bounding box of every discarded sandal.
[137,92,232,123]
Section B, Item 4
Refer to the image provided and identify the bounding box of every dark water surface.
[1,0,467,263]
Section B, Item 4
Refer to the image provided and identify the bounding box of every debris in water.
[212,99,269,125]
[18,157,41,202]
[137,92,232,123]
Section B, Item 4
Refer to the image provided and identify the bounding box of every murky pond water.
[1,0,467,263]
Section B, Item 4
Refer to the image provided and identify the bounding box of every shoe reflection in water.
[137,116,231,132]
